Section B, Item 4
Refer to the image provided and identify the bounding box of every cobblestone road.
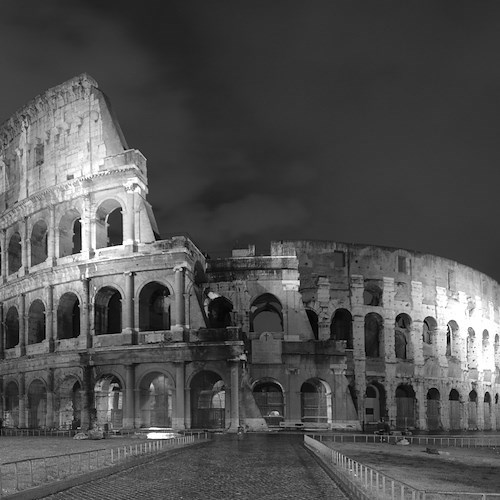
[42,434,347,499]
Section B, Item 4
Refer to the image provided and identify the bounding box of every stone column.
[81,365,92,430]
[19,293,26,356]
[174,362,185,430]
[21,217,28,275]
[81,194,93,259]
[46,285,54,352]
[18,374,26,428]
[0,302,4,360]
[122,272,135,343]
[229,360,240,431]
[48,205,57,265]
[1,229,6,282]
[46,368,55,428]
[286,367,302,421]
[124,364,135,429]
[123,183,136,250]
[173,265,186,337]
[81,278,91,348]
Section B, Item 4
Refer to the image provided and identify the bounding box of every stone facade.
[0,75,498,433]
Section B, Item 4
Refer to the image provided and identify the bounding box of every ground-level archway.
[484,392,492,430]
[4,381,19,427]
[396,385,416,430]
[27,380,47,428]
[252,380,284,426]
[449,389,461,430]
[300,379,332,424]
[94,376,123,430]
[365,382,386,424]
[468,390,478,430]
[58,378,83,430]
[426,388,441,431]
[139,373,173,428]
[190,371,225,429]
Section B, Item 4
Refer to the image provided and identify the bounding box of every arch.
[94,375,123,430]
[365,382,386,423]
[395,313,412,360]
[4,381,19,427]
[300,378,332,424]
[426,388,441,431]
[94,286,122,335]
[252,379,284,426]
[8,232,22,275]
[57,377,83,430]
[5,306,19,349]
[59,209,82,257]
[190,370,225,429]
[57,292,80,339]
[422,316,437,345]
[449,389,461,430]
[30,220,48,266]
[330,308,353,348]
[363,283,382,306]
[27,379,47,428]
[364,312,383,358]
[446,320,459,357]
[484,391,492,430]
[305,309,319,340]
[139,372,174,428]
[139,282,171,331]
[468,389,478,429]
[250,293,283,334]
[28,299,46,344]
[96,199,123,249]
[395,385,416,430]
[208,296,233,328]
[467,328,477,368]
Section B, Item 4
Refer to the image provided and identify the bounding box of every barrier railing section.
[0,433,208,498]
[305,435,500,500]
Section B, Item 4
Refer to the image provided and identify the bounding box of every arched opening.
[365,313,383,358]
[28,299,46,344]
[27,379,47,428]
[94,287,122,335]
[59,210,82,257]
[4,381,19,427]
[253,380,284,427]
[395,313,411,360]
[300,379,332,424]
[305,309,319,340]
[94,376,123,430]
[139,373,173,428]
[363,283,382,306]
[426,388,441,431]
[96,200,123,249]
[139,282,171,331]
[330,308,353,348]
[449,389,461,430]
[483,330,490,365]
[57,293,80,339]
[30,220,48,266]
[365,383,386,424]
[446,320,459,358]
[58,379,83,430]
[467,328,477,369]
[5,306,19,349]
[208,297,233,328]
[484,392,492,430]
[396,385,416,430]
[468,390,478,429]
[422,316,437,345]
[190,371,225,429]
[8,232,22,275]
[250,294,283,334]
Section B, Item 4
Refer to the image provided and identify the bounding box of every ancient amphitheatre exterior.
[0,74,498,434]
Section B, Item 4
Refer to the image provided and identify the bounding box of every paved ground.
[41,434,348,499]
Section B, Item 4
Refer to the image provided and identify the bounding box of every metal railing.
[0,433,209,498]
[304,435,500,500]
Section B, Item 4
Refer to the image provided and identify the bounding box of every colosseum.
[0,73,498,435]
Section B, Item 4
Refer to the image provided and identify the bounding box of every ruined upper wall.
[0,74,127,209]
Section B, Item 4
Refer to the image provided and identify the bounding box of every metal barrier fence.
[304,435,500,500]
[1,428,77,438]
[0,433,209,498]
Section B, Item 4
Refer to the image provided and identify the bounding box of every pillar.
[18,374,26,428]
[19,293,25,356]
[124,364,135,429]
[46,285,54,352]
[1,229,6,282]
[229,360,240,431]
[123,272,135,342]
[81,278,91,348]
[174,362,185,430]
[48,205,57,265]
[81,365,92,430]
[81,194,93,259]
[0,302,4,360]
[123,183,136,249]
[21,217,28,275]
[173,265,185,333]
[46,368,55,428]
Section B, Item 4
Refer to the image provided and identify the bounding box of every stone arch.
[4,381,19,427]
[28,299,46,344]
[94,375,123,430]
[57,292,80,339]
[30,219,48,266]
[422,316,437,345]
[57,376,83,430]
[395,384,416,430]
[138,281,171,331]
[252,378,285,426]
[363,282,382,306]
[250,293,283,334]
[395,313,412,360]
[208,296,233,328]
[300,378,332,424]
[446,320,459,358]
[330,308,353,348]
[27,379,47,428]
[138,372,174,428]
[364,312,383,358]
[468,389,478,429]
[94,286,122,335]
[305,309,319,340]
[190,370,225,429]
[449,389,461,430]
[59,208,82,257]
[5,306,19,349]
[8,232,22,275]
[365,382,386,424]
[426,388,441,431]
[95,199,123,249]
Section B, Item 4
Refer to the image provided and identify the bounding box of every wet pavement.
[42,434,348,499]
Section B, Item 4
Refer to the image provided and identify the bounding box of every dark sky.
[2,1,500,280]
